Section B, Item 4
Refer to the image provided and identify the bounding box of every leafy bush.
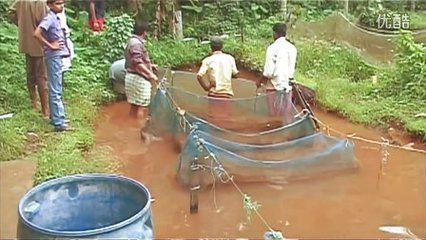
[101,14,134,62]
[0,1,12,21]
[182,0,281,39]
[295,1,336,21]
[149,38,209,67]
[409,11,426,29]
[378,32,426,100]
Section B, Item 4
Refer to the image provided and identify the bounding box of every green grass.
[0,20,117,185]
[0,22,49,162]
[149,38,210,67]
[410,11,426,30]
[32,95,120,184]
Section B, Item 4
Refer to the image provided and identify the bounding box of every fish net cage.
[147,70,358,188]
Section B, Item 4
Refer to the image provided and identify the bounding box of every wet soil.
[93,68,425,238]
[0,160,36,239]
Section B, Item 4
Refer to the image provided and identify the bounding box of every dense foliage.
[101,14,134,62]
[375,32,426,101]
[181,0,281,39]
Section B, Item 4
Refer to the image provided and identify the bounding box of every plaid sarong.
[125,72,151,107]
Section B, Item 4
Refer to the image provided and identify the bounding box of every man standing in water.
[9,0,49,118]
[197,36,239,120]
[124,21,158,142]
[257,23,297,123]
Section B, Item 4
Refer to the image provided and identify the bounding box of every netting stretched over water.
[147,70,358,187]
[177,130,358,186]
[149,88,315,144]
[168,71,300,128]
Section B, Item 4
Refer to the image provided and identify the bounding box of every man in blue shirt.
[34,0,72,132]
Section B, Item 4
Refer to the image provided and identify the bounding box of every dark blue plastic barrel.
[17,174,153,239]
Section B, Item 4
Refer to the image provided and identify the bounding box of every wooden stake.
[189,157,200,214]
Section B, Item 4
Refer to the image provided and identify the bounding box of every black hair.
[210,36,223,51]
[133,21,150,35]
[272,23,287,37]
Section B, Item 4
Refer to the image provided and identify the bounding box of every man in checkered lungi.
[124,21,158,141]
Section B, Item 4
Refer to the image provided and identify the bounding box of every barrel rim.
[18,173,152,237]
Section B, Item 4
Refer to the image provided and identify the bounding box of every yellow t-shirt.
[197,52,239,96]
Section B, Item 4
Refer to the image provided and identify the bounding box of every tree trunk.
[126,0,143,12]
[171,0,183,40]
[153,0,162,40]
[344,0,349,14]
[175,11,183,40]
[411,0,416,11]
[280,0,287,19]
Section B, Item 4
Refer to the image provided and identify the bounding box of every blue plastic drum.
[17,174,153,239]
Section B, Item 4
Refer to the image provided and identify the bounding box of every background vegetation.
[0,0,424,185]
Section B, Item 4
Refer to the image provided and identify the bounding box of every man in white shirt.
[257,23,297,121]
[197,36,239,120]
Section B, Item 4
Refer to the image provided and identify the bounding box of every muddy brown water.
[94,69,425,239]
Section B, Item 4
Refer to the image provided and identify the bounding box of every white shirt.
[58,8,75,71]
[263,37,297,91]
[197,52,239,96]
[57,9,70,37]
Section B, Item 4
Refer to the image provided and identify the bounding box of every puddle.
[94,67,425,238]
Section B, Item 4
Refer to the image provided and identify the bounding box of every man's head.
[47,0,64,13]
[272,23,287,40]
[210,36,223,52]
[133,21,150,37]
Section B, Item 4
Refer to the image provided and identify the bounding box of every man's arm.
[135,63,158,84]
[34,26,59,50]
[262,47,275,79]
[288,44,297,79]
[8,1,18,25]
[89,0,99,29]
[196,75,213,91]
[257,47,274,88]
[196,60,213,91]
[231,57,239,78]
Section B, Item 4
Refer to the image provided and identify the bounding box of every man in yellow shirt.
[197,36,239,120]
